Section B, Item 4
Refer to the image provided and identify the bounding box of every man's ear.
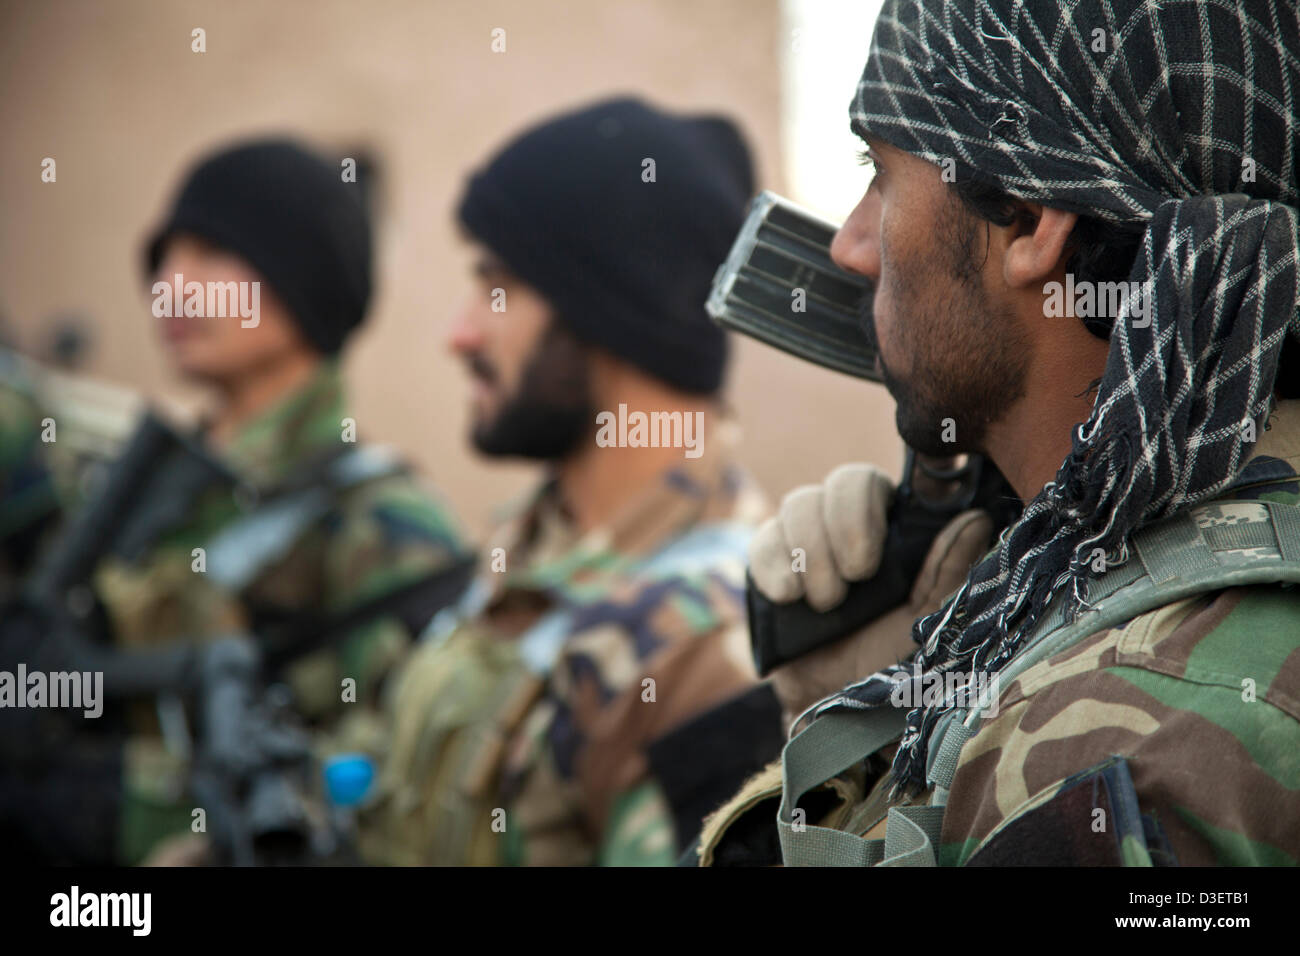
[1003,204,1077,290]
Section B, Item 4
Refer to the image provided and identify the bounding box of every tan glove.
[748,463,994,731]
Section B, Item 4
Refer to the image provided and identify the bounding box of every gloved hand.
[747,463,994,731]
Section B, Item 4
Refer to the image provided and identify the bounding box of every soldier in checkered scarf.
[811,0,1300,793]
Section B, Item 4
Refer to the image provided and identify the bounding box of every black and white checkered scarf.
[818,0,1300,795]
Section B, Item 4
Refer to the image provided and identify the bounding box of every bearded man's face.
[448,247,593,460]
[832,139,1031,457]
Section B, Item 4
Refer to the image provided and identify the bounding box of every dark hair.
[950,176,1299,398]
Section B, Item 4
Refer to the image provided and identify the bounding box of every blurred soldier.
[2,138,473,865]
[701,0,1300,866]
[360,97,782,866]
[0,347,62,591]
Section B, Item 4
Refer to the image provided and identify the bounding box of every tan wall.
[0,0,901,538]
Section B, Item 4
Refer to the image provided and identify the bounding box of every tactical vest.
[774,498,1300,866]
[361,521,755,866]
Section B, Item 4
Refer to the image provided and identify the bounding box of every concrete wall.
[0,0,901,536]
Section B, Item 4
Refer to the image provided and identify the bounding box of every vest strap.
[777,707,905,866]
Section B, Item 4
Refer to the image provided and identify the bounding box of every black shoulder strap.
[646,682,786,854]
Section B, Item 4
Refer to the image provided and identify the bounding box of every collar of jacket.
[1252,398,1300,465]
[209,359,349,491]
[484,417,755,604]
[1226,398,1300,492]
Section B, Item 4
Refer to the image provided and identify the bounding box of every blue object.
[323,753,375,808]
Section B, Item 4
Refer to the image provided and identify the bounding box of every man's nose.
[830,184,882,281]
[446,301,485,357]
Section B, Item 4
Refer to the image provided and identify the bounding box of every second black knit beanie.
[457,97,755,395]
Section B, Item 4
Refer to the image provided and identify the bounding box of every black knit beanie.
[457,97,754,395]
[145,137,372,355]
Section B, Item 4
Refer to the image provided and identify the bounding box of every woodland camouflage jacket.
[701,399,1300,867]
[362,427,772,866]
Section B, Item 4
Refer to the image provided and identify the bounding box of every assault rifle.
[0,410,472,865]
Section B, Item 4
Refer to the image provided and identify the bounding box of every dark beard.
[879,205,1028,458]
[470,320,594,460]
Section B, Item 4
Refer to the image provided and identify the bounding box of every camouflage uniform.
[92,360,470,863]
[700,400,1300,866]
[1,347,143,576]
[362,427,773,866]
